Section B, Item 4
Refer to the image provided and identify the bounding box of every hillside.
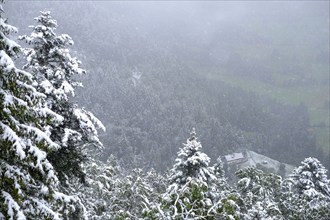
[181,4,329,155]
[6,1,329,171]
[1,2,330,219]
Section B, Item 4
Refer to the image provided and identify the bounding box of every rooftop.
[224,152,245,162]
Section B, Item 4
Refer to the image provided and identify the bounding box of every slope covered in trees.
[1,2,329,219]
[5,1,329,172]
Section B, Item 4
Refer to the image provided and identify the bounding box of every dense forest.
[1,1,329,219]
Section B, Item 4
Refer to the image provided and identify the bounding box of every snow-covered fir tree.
[163,178,212,219]
[281,157,330,219]
[163,128,215,218]
[110,168,163,219]
[0,2,81,219]
[205,157,248,219]
[19,11,105,183]
[168,128,215,187]
[207,156,231,212]
[69,157,119,219]
[210,156,229,197]
[213,156,225,179]
[58,153,166,219]
[209,192,247,219]
[236,167,283,219]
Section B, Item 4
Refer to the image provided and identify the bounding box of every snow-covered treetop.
[17,10,105,185]
[236,167,281,201]
[19,10,85,102]
[281,157,330,219]
[289,157,330,197]
[1,5,62,155]
[188,127,197,141]
[169,128,215,188]
[19,10,105,149]
[35,10,57,29]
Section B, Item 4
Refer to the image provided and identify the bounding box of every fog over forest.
[1,1,329,219]
[7,1,329,170]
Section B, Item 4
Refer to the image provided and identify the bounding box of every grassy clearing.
[200,68,329,154]
[193,9,329,155]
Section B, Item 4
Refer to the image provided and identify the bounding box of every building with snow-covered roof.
[224,152,245,164]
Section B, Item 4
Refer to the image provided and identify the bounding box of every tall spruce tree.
[0,2,80,219]
[168,128,215,187]
[72,157,119,219]
[281,157,330,219]
[19,11,105,183]
[207,157,247,219]
[208,156,230,206]
[236,167,283,219]
[163,128,215,218]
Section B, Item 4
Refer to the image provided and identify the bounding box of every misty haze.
[1,1,329,219]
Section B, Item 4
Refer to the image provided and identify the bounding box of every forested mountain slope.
[1,1,329,219]
[6,1,329,171]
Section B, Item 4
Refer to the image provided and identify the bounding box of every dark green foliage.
[163,179,212,219]
[47,145,87,184]
[214,193,246,220]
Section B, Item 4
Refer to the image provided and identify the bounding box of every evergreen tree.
[19,11,105,183]
[206,157,247,219]
[236,167,283,219]
[163,179,212,219]
[213,156,225,179]
[281,157,330,219]
[209,192,247,220]
[65,156,165,219]
[207,156,230,207]
[168,128,215,187]
[0,2,80,219]
[163,128,215,218]
[71,157,119,219]
[111,168,163,219]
